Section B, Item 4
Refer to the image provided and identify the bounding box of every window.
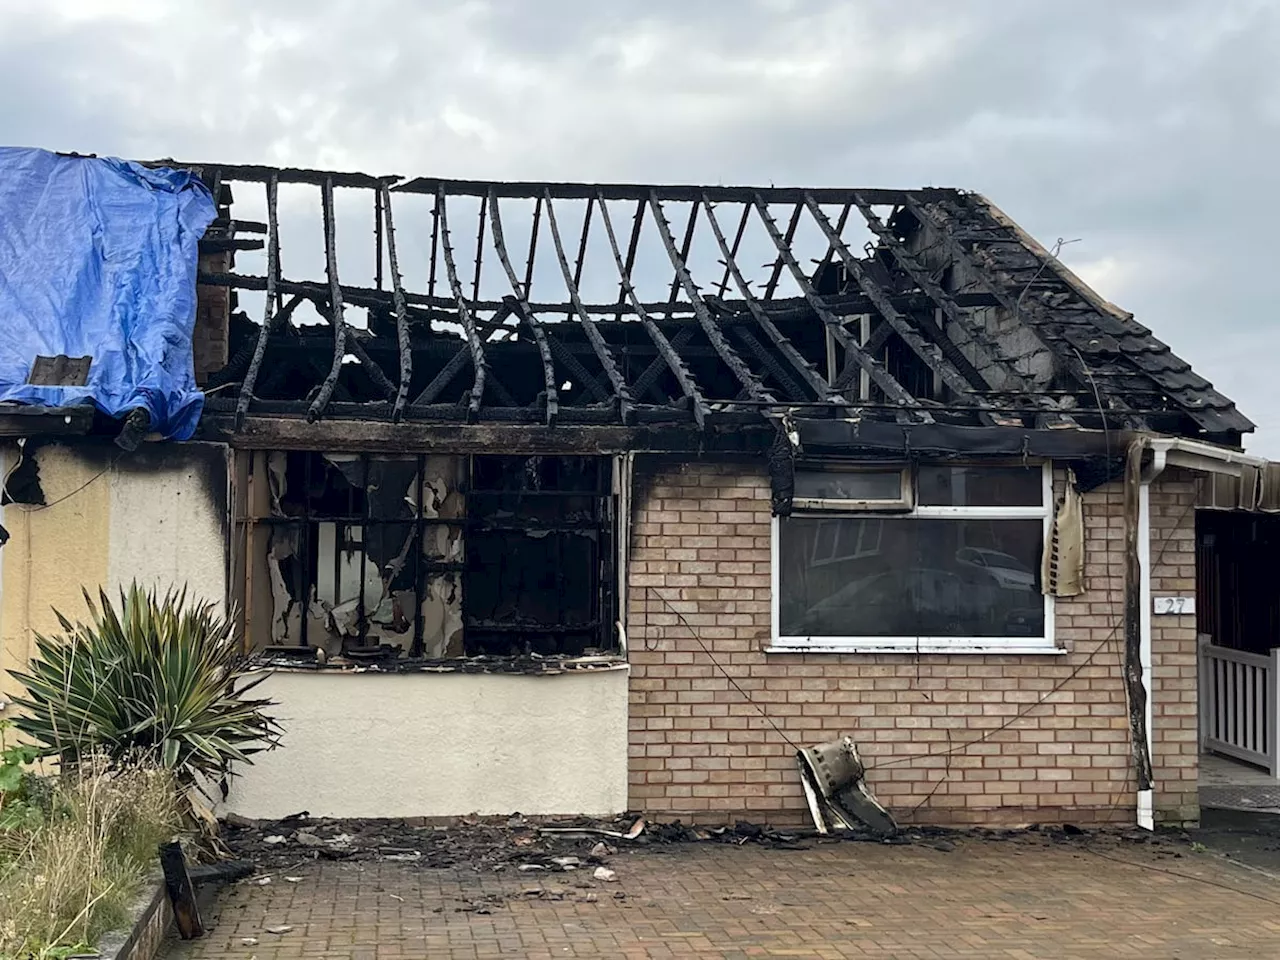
[771,463,1057,654]
[793,467,911,511]
[232,452,620,661]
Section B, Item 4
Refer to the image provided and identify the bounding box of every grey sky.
[2,1,1276,449]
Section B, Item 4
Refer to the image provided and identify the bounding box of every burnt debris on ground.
[219,811,1189,875]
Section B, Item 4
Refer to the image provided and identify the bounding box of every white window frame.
[768,461,1062,655]
[792,464,913,512]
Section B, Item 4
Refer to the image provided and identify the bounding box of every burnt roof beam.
[597,195,709,428]
[307,177,348,423]
[649,193,775,406]
[851,196,1076,429]
[434,185,488,419]
[235,172,279,428]
[379,185,413,421]
[902,196,1142,430]
[487,191,560,424]
[543,190,636,423]
[395,179,958,206]
[702,195,845,409]
[762,203,803,300]
[750,195,929,423]
[412,344,470,406]
[801,196,994,421]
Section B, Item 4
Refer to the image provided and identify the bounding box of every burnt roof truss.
[178,164,1248,439]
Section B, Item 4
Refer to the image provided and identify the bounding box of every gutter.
[1125,435,1269,830]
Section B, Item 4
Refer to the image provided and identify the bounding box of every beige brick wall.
[625,456,1199,828]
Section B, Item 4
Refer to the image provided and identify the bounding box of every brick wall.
[625,457,1199,827]
[192,250,230,385]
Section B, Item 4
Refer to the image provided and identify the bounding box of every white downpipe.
[1136,445,1167,831]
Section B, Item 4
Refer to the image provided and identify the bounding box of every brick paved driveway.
[168,837,1280,959]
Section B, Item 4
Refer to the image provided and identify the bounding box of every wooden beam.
[306,177,348,423]
[648,192,775,405]
[488,190,560,424]
[235,172,278,427]
[543,190,636,422]
[702,195,844,407]
[435,185,488,419]
[379,184,413,421]
[750,195,929,423]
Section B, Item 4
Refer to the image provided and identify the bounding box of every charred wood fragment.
[379,184,413,420]
[307,177,348,423]
[487,190,559,423]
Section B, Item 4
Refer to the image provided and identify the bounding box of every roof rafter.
[850,195,1076,429]
[543,190,636,422]
[307,177,348,423]
[702,195,845,409]
[597,195,708,427]
[649,193,775,405]
[434,184,488,419]
[750,195,930,423]
[802,195,995,420]
[487,190,559,424]
[902,196,1138,429]
[235,172,278,428]
[378,184,413,421]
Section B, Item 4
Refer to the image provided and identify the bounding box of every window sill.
[245,653,630,675]
[766,641,1065,656]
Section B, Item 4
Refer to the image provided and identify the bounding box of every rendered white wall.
[220,667,630,820]
[107,443,228,611]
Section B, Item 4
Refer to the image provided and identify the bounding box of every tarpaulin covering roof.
[0,148,215,439]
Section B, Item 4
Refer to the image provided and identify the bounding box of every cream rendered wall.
[219,668,631,820]
[106,444,228,610]
[0,441,227,715]
[0,443,111,710]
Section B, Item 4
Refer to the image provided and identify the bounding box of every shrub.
[7,583,281,788]
[0,761,182,959]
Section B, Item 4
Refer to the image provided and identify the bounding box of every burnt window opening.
[235,452,618,661]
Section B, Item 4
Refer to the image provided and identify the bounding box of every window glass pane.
[917,465,1042,507]
[779,517,1044,638]
[794,469,903,501]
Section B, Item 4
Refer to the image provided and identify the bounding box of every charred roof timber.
[175,163,1252,446]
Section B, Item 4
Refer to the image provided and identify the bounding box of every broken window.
[773,463,1053,652]
[233,452,618,660]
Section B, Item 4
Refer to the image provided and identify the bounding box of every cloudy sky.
[2,0,1276,450]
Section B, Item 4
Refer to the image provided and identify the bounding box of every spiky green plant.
[6,584,280,786]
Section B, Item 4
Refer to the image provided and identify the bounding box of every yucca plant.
[6,584,280,787]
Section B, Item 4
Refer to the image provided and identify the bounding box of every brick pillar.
[193,250,230,386]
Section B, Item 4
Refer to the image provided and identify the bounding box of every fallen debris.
[215,809,1132,879]
[797,736,897,838]
[264,925,293,935]
[593,866,618,882]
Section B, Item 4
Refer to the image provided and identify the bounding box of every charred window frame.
[232,452,619,660]
[770,462,1058,655]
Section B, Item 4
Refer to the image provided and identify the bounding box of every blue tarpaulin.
[0,148,216,440]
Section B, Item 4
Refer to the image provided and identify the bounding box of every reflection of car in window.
[955,547,1036,591]
[790,566,1041,638]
